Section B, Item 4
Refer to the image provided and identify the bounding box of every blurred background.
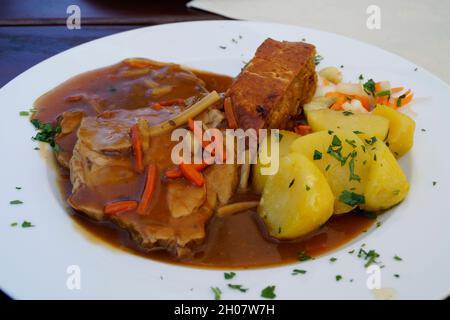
[1,0,448,85]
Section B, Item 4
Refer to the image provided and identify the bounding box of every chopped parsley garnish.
[21,221,34,228]
[348,250,355,254]
[305,185,310,191]
[359,74,364,81]
[354,209,377,219]
[31,119,61,151]
[421,128,426,132]
[218,45,227,50]
[330,257,337,262]
[327,145,348,166]
[364,136,377,145]
[228,284,248,293]
[313,150,322,160]
[363,79,376,96]
[397,93,407,107]
[10,200,23,205]
[342,111,354,116]
[15,187,22,190]
[375,90,390,97]
[358,248,380,267]
[261,286,276,299]
[292,269,307,275]
[289,179,295,188]
[277,132,284,142]
[224,272,236,280]
[432,181,437,186]
[376,221,382,228]
[331,135,342,147]
[345,139,357,148]
[335,275,342,281]
[328,130,334,135]
[211,287,222,300]
[348,155,360,182]
[10,222,18,227]
[353,130,364,134]
[339,190,365,206]
[325,164,331,171]
[393,255,403,261]
[314,55,323,66]
[298,251,312,262]
[394,274,400,278]
[20,111,30,116]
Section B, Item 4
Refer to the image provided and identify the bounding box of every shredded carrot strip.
[294,125,312,136]
[390,87,404,94]
[137,164,158,215]
[400,93,413,106]
[375,82,383,93]
[224,97,238,129]
[165,166,182,179]
[150,102,162,110]
[180,163,205,187]
[353,95,370,110]
[330,96,346,110]
[130,124,144,172]
[104,200,138,215]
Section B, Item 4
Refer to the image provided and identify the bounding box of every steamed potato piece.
[306,109,390,141]
[290,129,370,214]
[372,104,415,158]
[258,153,334,239]
[252,130,300,194]
[362,139,409,211]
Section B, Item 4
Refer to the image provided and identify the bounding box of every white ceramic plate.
[1,21,449,300]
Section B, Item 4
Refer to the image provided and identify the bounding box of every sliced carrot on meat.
[224,97,238,129]
[137,164,158,215]
[165,166,183,179]
[294,125,312,136]
[104,200,138,215]
[130,124,144,172]
[179,163,205,187]
[192,162,209,171]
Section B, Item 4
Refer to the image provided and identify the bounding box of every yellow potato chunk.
[290,129,370,214]
[258,152,334,239]
[306,109,390,141]
[372,104,415,158]
[252,130,300,194]
[362,138,409,211]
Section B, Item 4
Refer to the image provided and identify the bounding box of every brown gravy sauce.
[35,60,374,269]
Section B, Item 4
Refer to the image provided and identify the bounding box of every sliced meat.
[167,180,206,218]
[204,163,240,209]
[226,38,317,130]
[67,107,240,257]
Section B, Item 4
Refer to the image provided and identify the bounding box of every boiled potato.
[290,129,370,214]
[306,109,390,141]
[258,152,334,239]
[372,104,415,158]
[362,138,409,211]
[252,130,300,193]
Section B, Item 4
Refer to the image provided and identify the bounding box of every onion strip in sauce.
[147,91,221,136]
[217,201,260,217]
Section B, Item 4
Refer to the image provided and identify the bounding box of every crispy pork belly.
[226,38,317,130]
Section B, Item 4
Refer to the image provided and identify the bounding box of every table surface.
[0,0,225,88]
[0,0,224,300]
